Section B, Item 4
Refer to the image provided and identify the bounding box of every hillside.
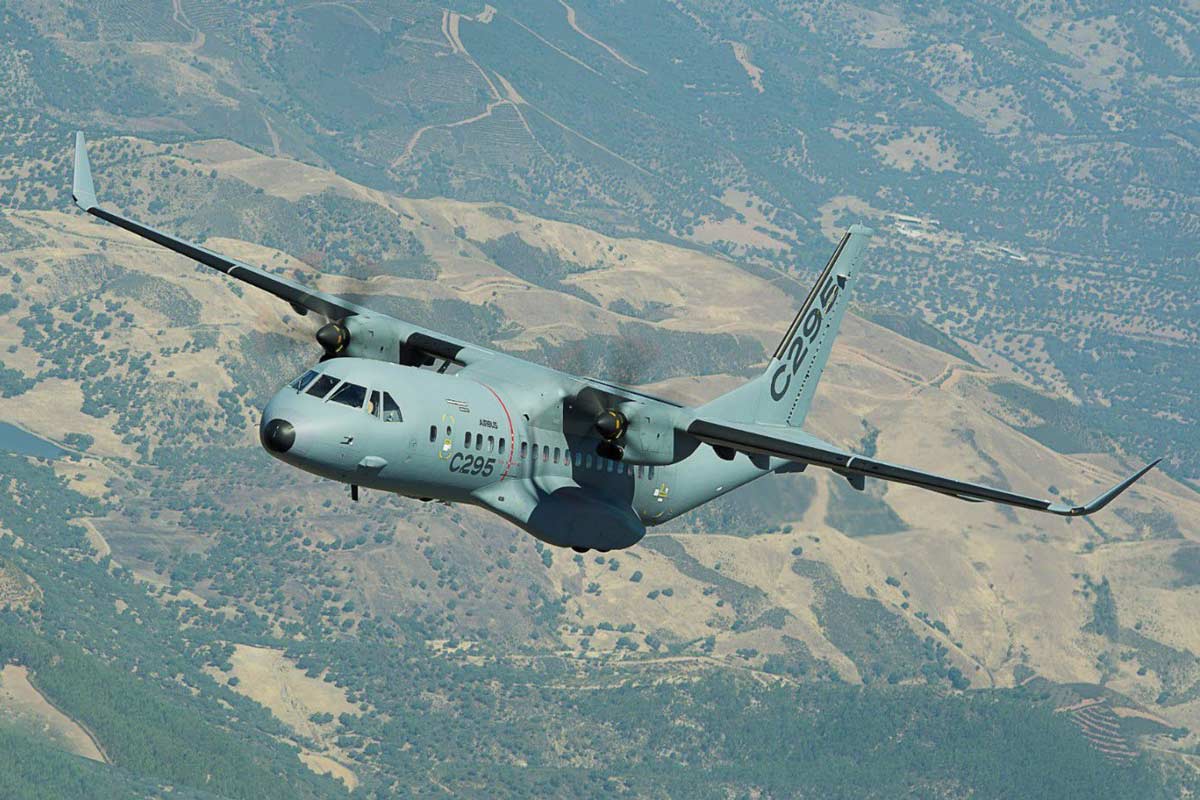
[0,0,1198,796]
[1,0,1195,482]
[0,136,1197,796]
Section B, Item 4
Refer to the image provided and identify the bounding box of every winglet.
[1049,458,1162,516]
[72,131,97,211]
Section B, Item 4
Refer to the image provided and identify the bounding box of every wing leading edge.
[72,132,366,321]
[688,417,1160,517]
[68,133,687,414]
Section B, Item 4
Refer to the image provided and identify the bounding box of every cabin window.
[553,447,561,463]
[499,438,506,454]
[605,459,614,473]
[445,425,452,438]
[367,390,381,418]
[329,382,367,409]
[648,466,655,480]
[585,454,593,469]
[573,451,582,466]
[305,375,339,399]
[429,425,437,442]
[520,441,527,459]
[637,465,644,478]
[465,432,472,448]
[487,436,495,452]
[542,445,549,462]
[289,369,319,392]
[476,435,484,451]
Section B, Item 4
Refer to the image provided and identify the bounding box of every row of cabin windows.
[425,426,511,455]
[291,370,403,421]
[467,431,504,453]
[519,440,655,479]
[424,424,655,479]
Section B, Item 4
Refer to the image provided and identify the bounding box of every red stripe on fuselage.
[480,382,516,480]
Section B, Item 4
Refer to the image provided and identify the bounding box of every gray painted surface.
[68,132,1161,551]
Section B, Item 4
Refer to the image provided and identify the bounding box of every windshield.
[289,369,319,392]
[329,382,367,409]
[305,374,339,399]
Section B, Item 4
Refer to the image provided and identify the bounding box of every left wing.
[72,132,368,322]
[72,132,509,369]
[688,416,1160,517]
[70,132,681,415]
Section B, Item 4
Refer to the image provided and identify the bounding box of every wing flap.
[688,417,1158,518]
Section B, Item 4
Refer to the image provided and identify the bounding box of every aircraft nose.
[261,418,296,454]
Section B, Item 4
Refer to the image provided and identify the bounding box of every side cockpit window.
[290,369,319,392]
[381,392,402,422]
[306,374,339,399]
[329,382,367,409]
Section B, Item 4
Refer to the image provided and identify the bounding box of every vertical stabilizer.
[701,225,872,427]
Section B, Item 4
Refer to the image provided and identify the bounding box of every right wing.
[688,416,1160,517]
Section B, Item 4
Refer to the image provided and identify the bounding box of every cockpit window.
[329,382,367,409]
[289,369,319,392]
[305,375,339,399]
[367,390,381,418]
[381,392,402,422]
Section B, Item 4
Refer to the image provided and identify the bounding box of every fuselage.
[260,359,773,551]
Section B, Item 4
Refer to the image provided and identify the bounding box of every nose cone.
[261,418,296,454]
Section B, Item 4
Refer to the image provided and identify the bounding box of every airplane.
[69,132,1160,553]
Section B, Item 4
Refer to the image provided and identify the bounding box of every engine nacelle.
[341,314,408,362]
[614,403,697,466]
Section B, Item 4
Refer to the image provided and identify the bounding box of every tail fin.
[702,224,872,427]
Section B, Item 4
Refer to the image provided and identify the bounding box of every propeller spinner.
[594,409,627,460]
[316,320,350,358]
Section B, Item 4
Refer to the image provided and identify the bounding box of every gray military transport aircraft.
[70,133,1159,553]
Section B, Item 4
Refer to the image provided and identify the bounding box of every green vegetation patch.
[476,233,598,305]
[0,214,38,250]
[1170,545,1200,587]
[824,476,907,537]
[567,675,1180,799]
[856,304,979,365]
[793,559,947,686]
[642,536,766,620]
[0,724,215,800]
[993,380,1109,455]
[678,472,816,536]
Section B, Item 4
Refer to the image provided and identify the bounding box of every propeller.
[594,408,628,460]
[570,387,629,461]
